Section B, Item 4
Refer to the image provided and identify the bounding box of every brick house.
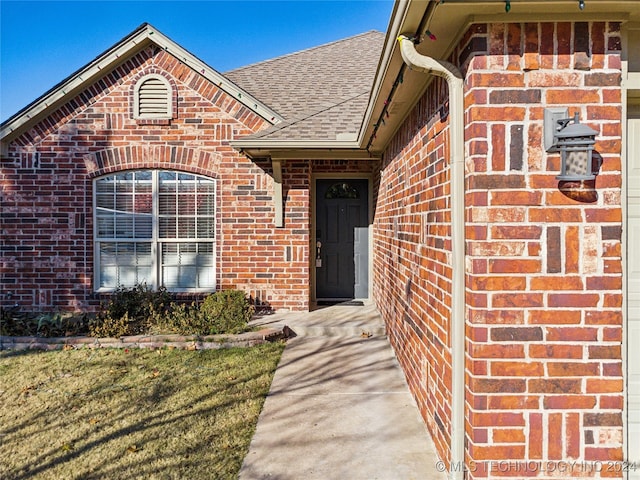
[1,0,639,478]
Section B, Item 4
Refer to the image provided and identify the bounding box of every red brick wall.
[0,45,309,312]
[374,77,454,462]
[464,21,623,477]
[375,21,624,477]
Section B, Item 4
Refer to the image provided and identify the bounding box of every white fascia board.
[232,144,380,161]
[231,139,361,149]
[1,25,283,141]
[230,139,380,159]
[0,30,151,140]
[358,0,413,146]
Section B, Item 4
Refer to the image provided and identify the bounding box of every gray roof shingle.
[225,31,384,142]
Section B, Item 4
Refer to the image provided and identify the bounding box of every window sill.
[95,288,216,294]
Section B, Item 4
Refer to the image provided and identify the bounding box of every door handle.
[315,241,322,268]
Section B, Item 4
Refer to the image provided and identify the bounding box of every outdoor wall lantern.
[544,108,598,181]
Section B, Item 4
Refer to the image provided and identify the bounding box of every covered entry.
[314,178,370,302]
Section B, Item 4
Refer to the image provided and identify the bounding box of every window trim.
[133,74,173,120]
[93,170,217,293]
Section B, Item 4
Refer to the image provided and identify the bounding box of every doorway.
[314,178,369,301]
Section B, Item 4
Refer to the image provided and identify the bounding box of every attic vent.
[139,78,167,115]
[133,74,172,119]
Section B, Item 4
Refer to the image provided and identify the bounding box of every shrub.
[0,307,90,337]
[89,284,170,337]
[200,290,254,334]
[151,290,253,336]
[89,311,135,338]
[1,305,30,336]
[35,312,90,337]
[88,285,252,337]
[150,302,206,335]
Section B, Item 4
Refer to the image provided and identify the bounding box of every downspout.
[397,36,465,480]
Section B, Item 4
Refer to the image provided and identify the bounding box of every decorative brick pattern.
[1,45,311,312]
[374,21,623,478]
[465,21,623,479]
[374,77,454,463]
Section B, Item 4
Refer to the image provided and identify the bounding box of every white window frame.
[133,74,173,119]
[93,170,216,292]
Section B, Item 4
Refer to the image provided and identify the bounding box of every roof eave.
[361,0,640,155]
[1,24,284,142]
[231,139,380,160]
[358,0,428,153]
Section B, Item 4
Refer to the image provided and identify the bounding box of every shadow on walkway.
[240,303,445,480]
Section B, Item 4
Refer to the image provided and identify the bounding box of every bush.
[0,307,90,337]
[89,311,136,338]
[89,284,170,337]
[200,290,253,334]
[154,290,253,336]
[150,302,206,335]
[34,312,91,337]
[0,306,32,336]
[88,285,253,337]
[1,285,253,338]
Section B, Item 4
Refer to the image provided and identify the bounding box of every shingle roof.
[1,24,283,142]
[225,31,385,142]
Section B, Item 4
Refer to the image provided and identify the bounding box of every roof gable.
[1,23,283,142]
[227,31,384,152]
[225,31,384,121]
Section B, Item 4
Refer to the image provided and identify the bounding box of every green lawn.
[0,343,284,479]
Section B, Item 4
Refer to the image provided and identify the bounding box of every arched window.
[94,170,216,291]
[133,74,172,119]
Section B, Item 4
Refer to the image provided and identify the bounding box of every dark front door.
[315,179,369,301]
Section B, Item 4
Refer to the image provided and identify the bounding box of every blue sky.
[0,0,394,122]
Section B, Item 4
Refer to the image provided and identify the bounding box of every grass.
[0,343,285,479]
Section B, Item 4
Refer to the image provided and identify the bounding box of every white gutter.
[231,139,362,149]
[359,0,411,145]
[398,35,465,480]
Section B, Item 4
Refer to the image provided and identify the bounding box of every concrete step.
[250,302,387,338]
[285,323,386,338]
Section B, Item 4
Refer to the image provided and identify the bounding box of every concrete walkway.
[239,302,445,480]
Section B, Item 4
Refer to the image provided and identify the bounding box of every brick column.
[463,21,623,478]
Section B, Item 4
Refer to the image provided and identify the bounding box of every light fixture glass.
[553,113,598,181]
